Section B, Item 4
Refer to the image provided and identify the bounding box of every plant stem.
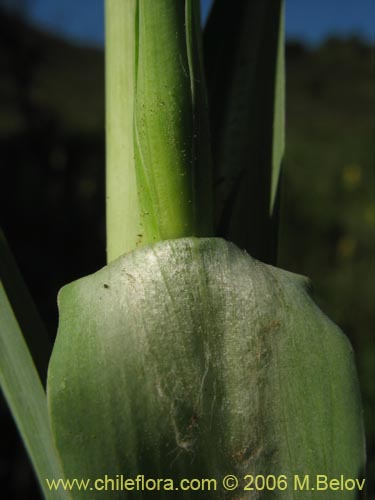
[105,0,213,261]
[105,0,140,262]
[134,0,214,245]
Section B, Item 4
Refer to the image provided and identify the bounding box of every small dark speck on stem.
[103,284,109,289]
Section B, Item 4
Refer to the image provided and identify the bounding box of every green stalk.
[134,0,213,245]
[105,0,139,262]
[106,0,213,260]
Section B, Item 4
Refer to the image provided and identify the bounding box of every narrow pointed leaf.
[204,0,285,264]
[0,283,69,500]
[0,228,51,382]
[48,238,365,499]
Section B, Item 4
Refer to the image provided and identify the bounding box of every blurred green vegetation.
[0,9,373,500]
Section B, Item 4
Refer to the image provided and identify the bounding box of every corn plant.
[0,1,366,499]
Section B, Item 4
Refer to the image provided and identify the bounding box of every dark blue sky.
[12,0,375,48]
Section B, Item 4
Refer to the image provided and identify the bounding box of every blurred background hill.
[0,3,374,499]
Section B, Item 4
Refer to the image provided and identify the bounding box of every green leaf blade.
[270,1,285,216]
[0,283,70,500]
[0,228,51,382]
[204,0,285,264]
[48,238,365,499]
[0,229,69,498]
